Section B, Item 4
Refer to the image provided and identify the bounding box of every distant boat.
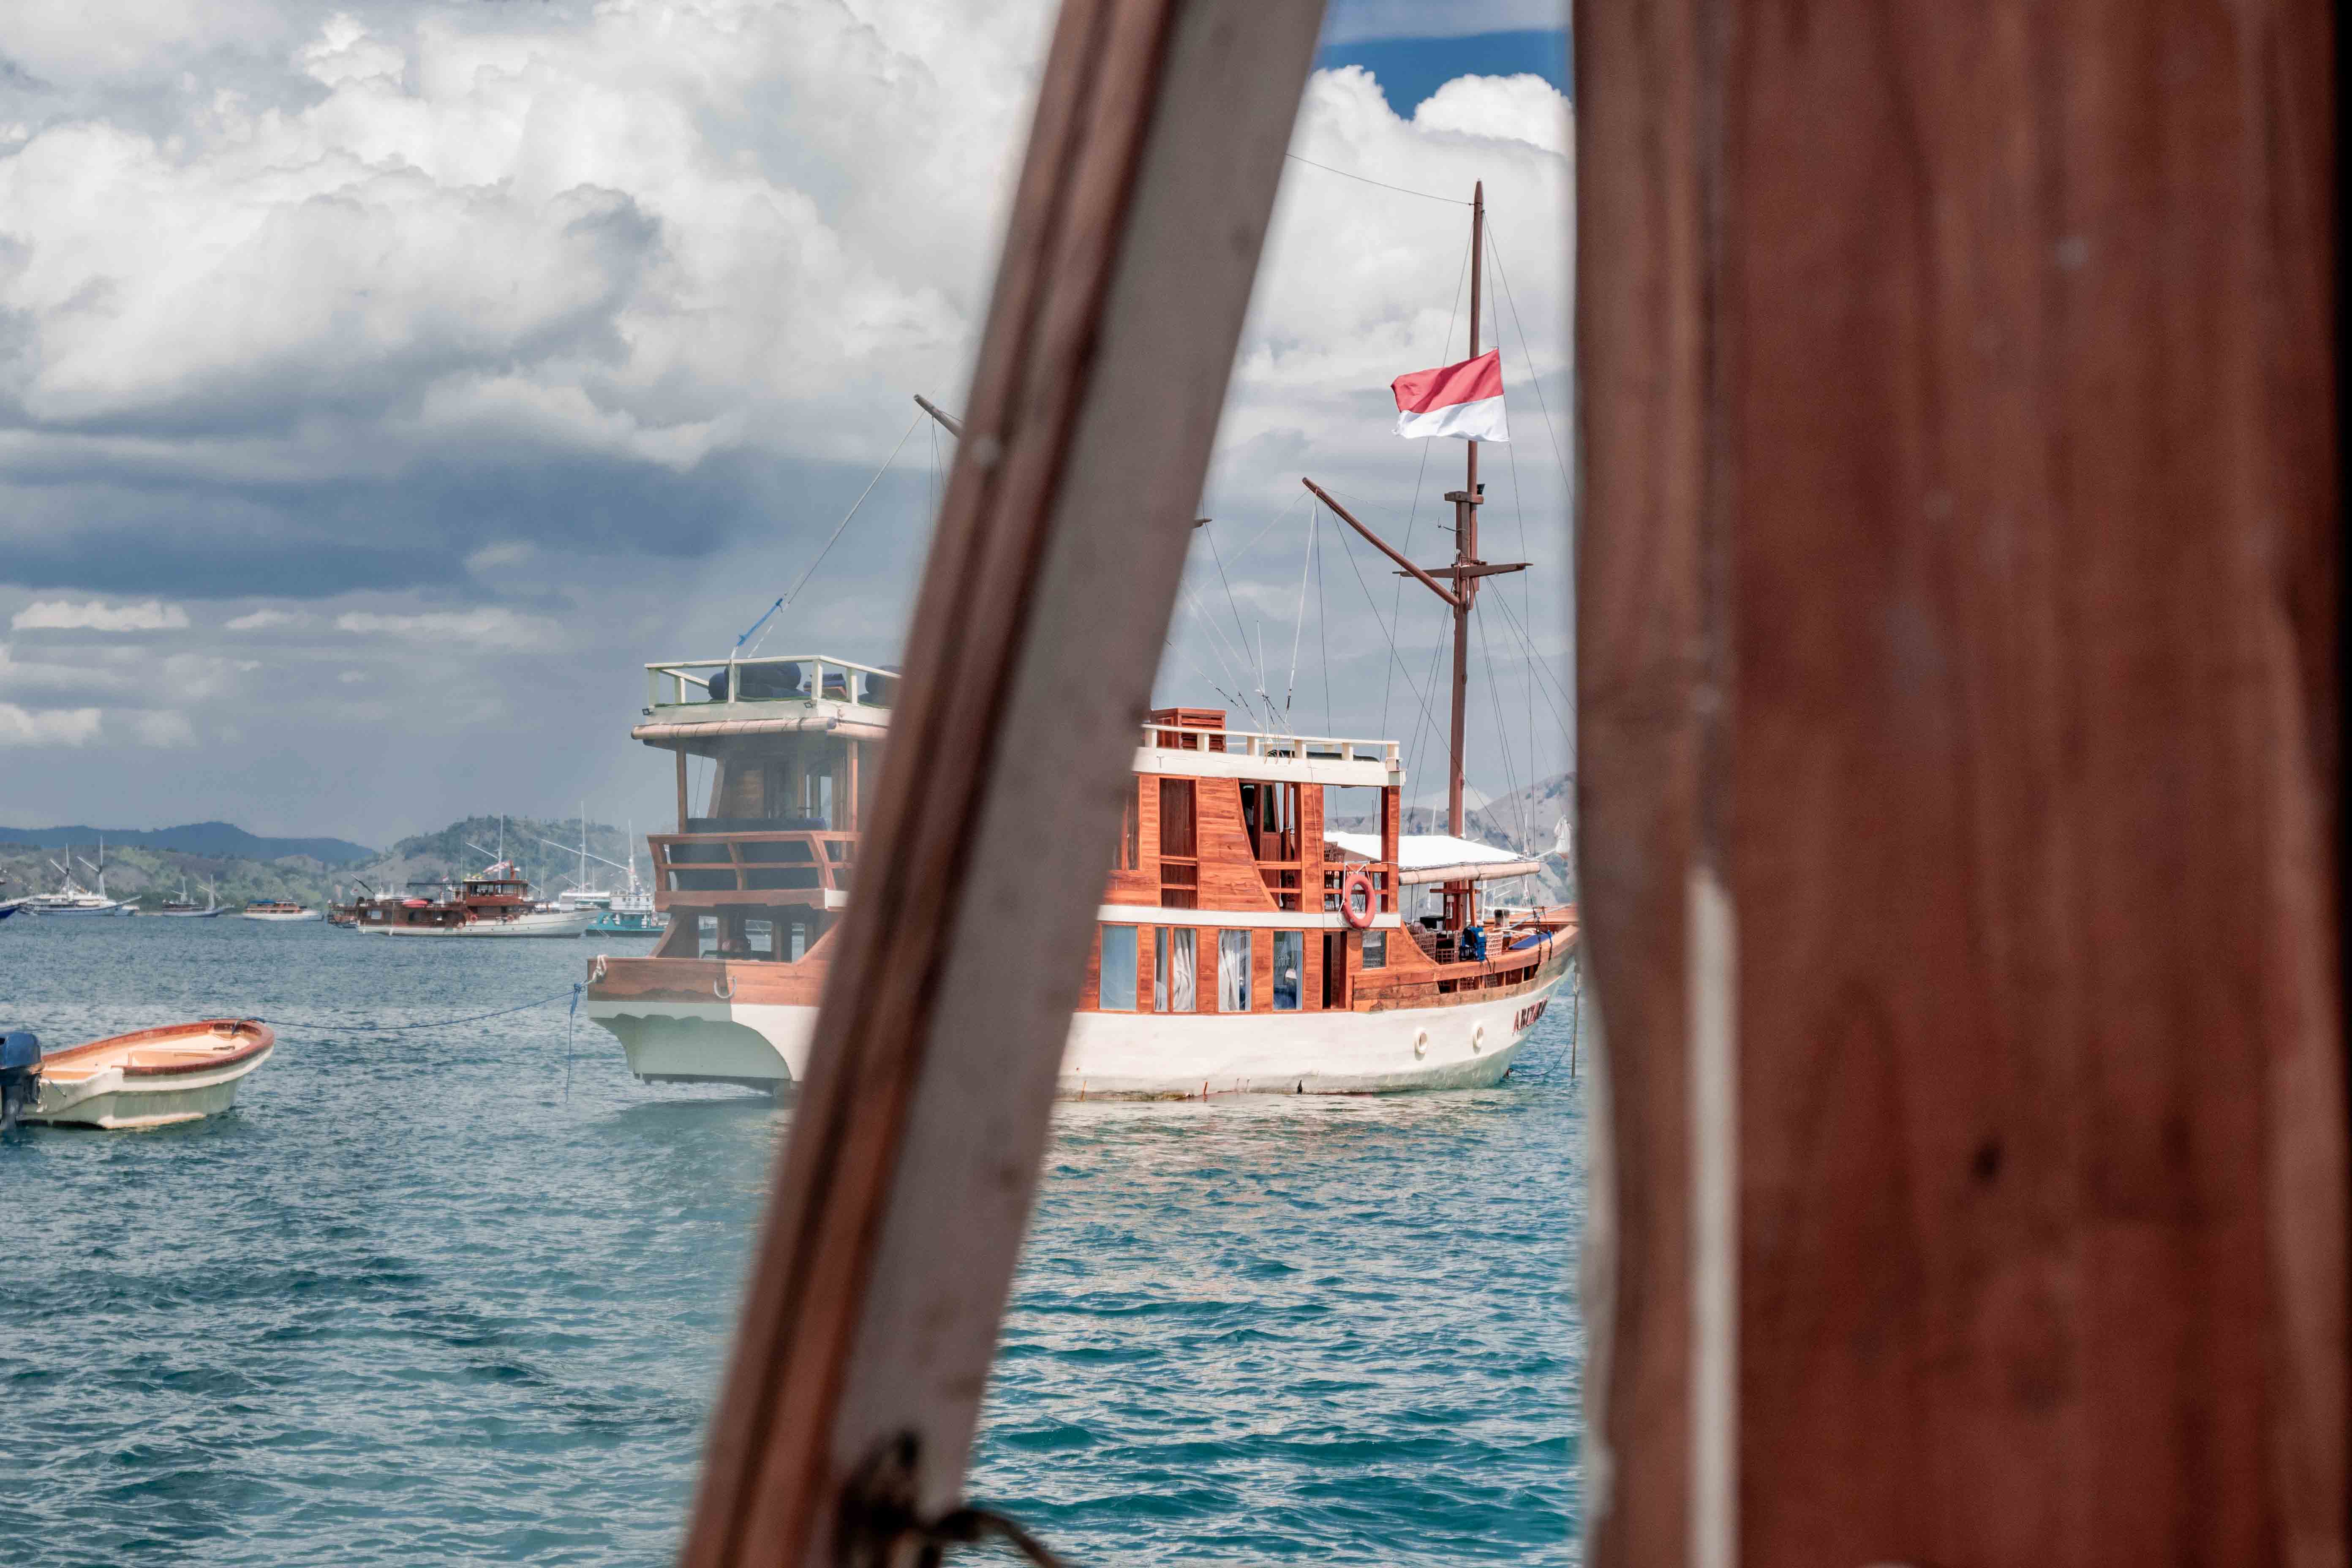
[352,858,594,938]
[158,878,226,918]
[549,816,667,936]
[4,1018,274,1130]
[242,900,321,923]
[19,844,128,916]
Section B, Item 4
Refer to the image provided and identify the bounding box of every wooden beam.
[1396,561,1528,583]
[675,749,690,835]
[912,394,964,438]
[1301,476,1463,609]
[1575,2,2342,1566]
[678,5,1326,1567]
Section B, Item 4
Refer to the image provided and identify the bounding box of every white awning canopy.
[1324,831,1544,885]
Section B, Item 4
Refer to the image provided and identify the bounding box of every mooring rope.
[260,983,585,1035]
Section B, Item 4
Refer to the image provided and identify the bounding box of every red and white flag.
[1391,348,1509,443]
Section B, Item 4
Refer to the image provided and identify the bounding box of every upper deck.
[635,654,898,749]
[633,653,1400,787]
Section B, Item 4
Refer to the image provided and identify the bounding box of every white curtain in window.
[1218,929,1250,1012]
[1170,928,1196,1012]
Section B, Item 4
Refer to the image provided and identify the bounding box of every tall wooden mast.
[1304,180,1522,927]
[1446,181,1484,842]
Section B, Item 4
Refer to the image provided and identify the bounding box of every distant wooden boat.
[17,1018,274,1129]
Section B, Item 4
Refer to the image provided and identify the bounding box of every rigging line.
[1477,608,1530,853]
[755,410,924,651]
[1402,625,1447,830]
[1201,522,1263,715]
[1484,220,1573,496]
[1328,511,1446,754]
[1488,577,1574,719]
[1490,588,1575,740]
[1282,151,1470,205]
[1224,485,1311,568]
[1283,503,1316,723]
[1176,576,1261,724]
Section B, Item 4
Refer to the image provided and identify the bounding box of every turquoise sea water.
[0,917,1585,1565]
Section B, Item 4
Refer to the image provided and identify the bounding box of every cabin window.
[1217,929,1250,1012]
[1362,930,1386,969]
[1155,927,1195,1012]
[1099,926,1138,1011]
[1271,930,1302,1010]
[1116,788,1138,871]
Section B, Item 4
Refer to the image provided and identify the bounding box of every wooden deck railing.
[648,830,856,909]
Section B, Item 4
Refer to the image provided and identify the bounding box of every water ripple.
[1,918,1582,1564]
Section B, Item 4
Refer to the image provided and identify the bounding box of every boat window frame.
[1271,928,1303,1010]
[1098,924,1139,1012]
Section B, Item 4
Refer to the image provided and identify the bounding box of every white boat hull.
[242,909,321,922]
[588,948,1571,1097]
[369,909,595,938]
[23,903,128,916]
[25,1024,273,1130]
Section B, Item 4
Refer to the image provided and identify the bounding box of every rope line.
[1282,152,1470,205]
[262,985,584,1034]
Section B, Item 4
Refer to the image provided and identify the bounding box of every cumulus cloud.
[0,702,102,746]
[11,598,191,632]
[334,607,556,648]
[225,608,310,631]
[0,0,1576,833]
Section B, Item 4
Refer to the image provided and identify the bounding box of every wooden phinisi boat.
[14,1018,274,1129]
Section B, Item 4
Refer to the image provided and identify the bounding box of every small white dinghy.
[12,1018,274,1130]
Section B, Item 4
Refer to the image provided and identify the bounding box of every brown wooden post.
[677,5,1326,1566]
[1576,3,2342,1567]
[675,748,689,834]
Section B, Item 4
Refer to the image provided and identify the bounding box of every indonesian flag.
[1391,348,1509,443]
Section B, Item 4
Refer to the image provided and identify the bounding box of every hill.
[0,813,640,912]
[0,821,375,865]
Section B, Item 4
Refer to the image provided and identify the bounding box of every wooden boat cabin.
[587,652,1575,1095]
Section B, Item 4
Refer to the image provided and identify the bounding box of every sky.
[0,0,1572,846]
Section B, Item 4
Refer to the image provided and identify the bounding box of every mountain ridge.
[0,821,376,865]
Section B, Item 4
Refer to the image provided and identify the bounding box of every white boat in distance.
[19,847,128,916]
[242,900,321,922]
[14,1018,274,1129]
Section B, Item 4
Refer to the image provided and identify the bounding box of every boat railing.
[1137,724,1399,767]
[644,654,899,712]
[648,830,857,908]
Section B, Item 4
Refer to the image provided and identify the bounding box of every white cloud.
[225,608,310,631]
[335,607,556,648]
[0,2,1052,473]
[11,598,191,632]
[1413,74,1571,154]
[130,710,197,747]
[0,702,103,746]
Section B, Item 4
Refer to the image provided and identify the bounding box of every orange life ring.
[1341,868,1377,930]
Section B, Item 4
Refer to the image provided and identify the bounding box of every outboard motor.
[1,1030,41,1132]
